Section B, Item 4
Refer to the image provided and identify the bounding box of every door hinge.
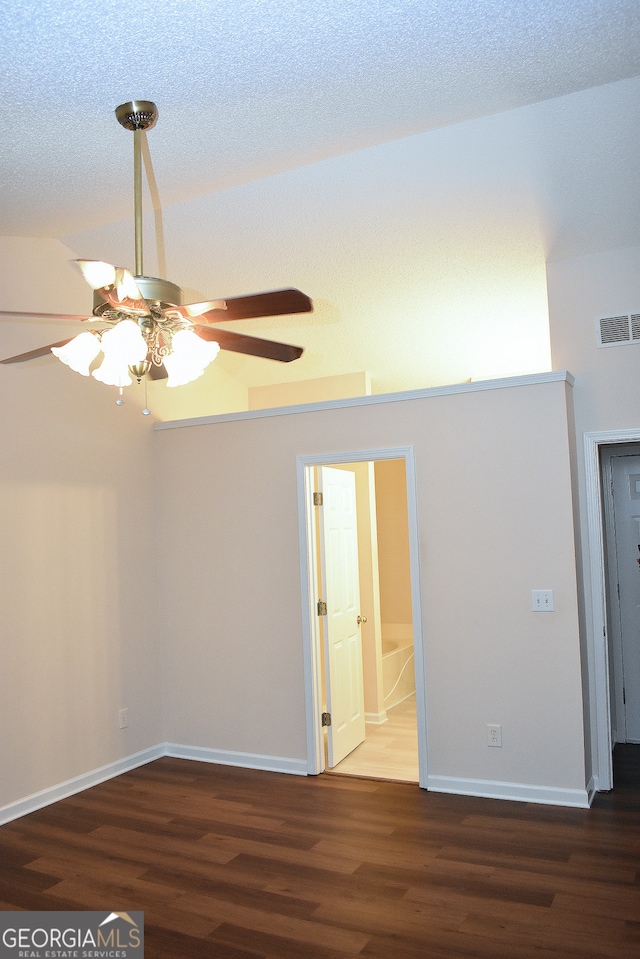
[313,491,323,506]
[317,600,327,616]
[322,711,331,727]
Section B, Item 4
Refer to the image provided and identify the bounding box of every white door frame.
[584,427,640,791]
[296,446,429,787]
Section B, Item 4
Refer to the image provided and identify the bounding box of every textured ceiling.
[1,0,640,403]
[2,0,640,238]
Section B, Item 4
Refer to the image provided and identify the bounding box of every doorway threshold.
[324,695,419,783]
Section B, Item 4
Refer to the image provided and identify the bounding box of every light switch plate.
[531,589,554,611]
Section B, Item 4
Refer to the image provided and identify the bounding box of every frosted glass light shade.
[91,320,148,388]
[99,320,148,363]
[164,329,220,387]
[92,355,133,388]
[51,331,101,375]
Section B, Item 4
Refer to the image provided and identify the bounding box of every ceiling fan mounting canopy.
[115,100,158,132]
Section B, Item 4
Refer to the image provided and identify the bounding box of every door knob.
[357,615,367,625]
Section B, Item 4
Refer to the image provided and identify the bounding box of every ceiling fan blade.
[186,288,313,324]
[0,310,92,322]
[147,363,168,380]
[0,337,75,364]
[76,260,148,314]
[195,325,303,363]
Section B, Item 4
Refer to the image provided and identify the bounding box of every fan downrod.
[115,100,158,132]
[115,100,158,276]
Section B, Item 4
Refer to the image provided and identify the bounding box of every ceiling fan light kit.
[51,331,102,376]
[0,100,312,410]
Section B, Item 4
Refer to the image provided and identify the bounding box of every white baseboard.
[0,744,307,826]
[1,748,594,825]
[426,774,591,808]
[0,745,164,826]
[365,711,388,725]
[164,743,308,776]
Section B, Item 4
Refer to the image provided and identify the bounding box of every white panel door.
[610,454,640,742]
[318,467,366,766]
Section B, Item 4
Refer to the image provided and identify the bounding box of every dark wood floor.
[1,747,639,958]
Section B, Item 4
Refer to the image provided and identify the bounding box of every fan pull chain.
[142,376,151,416]
[116,388,125,407]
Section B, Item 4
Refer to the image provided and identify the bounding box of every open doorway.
[318,460,417,781]
[585,428,640,793]
[601,443,640,746]
[297,447,428,787]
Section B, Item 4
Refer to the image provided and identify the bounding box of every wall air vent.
[598,313,640,347]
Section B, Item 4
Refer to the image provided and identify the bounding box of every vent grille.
[598,313,640,347]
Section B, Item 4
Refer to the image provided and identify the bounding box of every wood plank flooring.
[0,746,639,958]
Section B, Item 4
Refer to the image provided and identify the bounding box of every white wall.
[0,238,164,813]
[548,245,640,436]
[249,372,370,409]
[547,243,640,784]
[154,375,586,799]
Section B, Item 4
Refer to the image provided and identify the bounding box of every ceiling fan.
[0,100,312,390]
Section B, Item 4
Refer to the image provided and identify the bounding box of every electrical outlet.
[119,708,128,729]
[487,723,502,747]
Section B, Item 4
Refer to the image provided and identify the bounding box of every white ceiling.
[2,0,639,238]
[1,1,640,400]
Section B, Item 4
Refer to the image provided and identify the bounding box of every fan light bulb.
[52,331,101,375]
[164,329,220,387]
